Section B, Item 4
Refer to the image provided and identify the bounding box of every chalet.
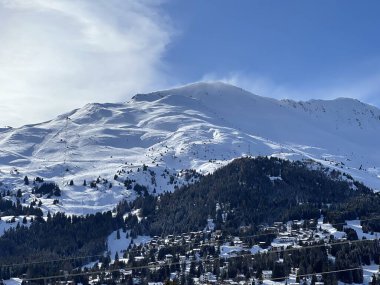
[315,274,323,281]
[170,272,179,281]
[199,272,217,283]
[179,255,187,263]
[148,262,159,271]
[274,222,284,228]
[165,254,173,263]
[135,256,145,262]
[262,270,273,280]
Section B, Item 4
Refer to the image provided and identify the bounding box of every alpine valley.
[1,82,380,285]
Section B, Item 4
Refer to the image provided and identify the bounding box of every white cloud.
[0,0,173,127]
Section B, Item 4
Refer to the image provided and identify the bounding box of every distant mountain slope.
[0,82,379,215]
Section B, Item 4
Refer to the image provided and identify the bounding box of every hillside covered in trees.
[1,157,380,282]
[127,157,376,236]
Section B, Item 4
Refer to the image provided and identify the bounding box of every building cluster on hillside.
[8,217,378,285]
[69,219,360,285]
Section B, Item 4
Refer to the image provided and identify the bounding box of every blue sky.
[0,0,380,126]
[162,0,380,105]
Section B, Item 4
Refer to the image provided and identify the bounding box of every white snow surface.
[107,229,151,262]
[0,216,33,236]
[318,216,346,239]
[0,82,379,215]
[3,278,23,285]
[220,243,266,258]
[345,220,380,239]
[220,244,243,258]
[362,264,379,285]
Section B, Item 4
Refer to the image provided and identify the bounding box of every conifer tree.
[24,176,29,185]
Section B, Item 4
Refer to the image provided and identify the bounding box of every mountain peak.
[131,81,255,103]
[167,81,245,93]
[0,82,379,216]
[158,81,244,93]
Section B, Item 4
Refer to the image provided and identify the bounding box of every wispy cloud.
[0,0,173,127]
[202,71,380,108]
[202,72,288,98]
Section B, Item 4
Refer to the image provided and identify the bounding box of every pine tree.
[273,262,286,281]
[372,274,377,285]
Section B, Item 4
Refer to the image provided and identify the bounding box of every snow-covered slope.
[0,82,379,215]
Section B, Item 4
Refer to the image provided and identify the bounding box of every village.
[79,217,379,285]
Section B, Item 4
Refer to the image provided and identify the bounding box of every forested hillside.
[127,157,376,235]
[1,157,380,283]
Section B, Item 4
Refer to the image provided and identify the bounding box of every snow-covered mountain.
[0,82,379,215]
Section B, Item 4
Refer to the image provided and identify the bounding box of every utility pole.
[62,116,70,185]
[63,116,69,165]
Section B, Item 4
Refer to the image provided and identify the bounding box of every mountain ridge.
[0,82,379,215]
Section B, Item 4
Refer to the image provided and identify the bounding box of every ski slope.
[0,82,379,215]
